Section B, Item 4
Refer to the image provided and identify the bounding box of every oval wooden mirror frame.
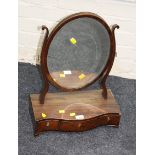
[40,12,119,104]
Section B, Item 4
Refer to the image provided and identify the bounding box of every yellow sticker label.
[60,74,65,78]
[70,113,76,116]
[78,74,86,80]
[42,113,46,118]
[59,110,65,114]
[70,37,77,45]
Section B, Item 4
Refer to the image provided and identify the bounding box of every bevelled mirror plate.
[47,17,110,89]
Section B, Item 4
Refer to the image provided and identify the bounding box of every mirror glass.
[47,17,110,89]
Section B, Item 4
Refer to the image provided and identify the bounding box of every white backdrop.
[19,0,136,79]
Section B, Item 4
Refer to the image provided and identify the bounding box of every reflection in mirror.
[47,17,110,89]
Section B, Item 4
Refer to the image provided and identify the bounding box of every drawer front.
[60,121,86,131]
[105,114,121,126]
[60,115,109,131]
[60,114,120,131]
[36,114,120,133]
[37,120,58,131]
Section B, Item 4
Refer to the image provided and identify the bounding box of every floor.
[18,62,136,155]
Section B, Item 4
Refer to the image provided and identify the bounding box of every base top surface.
[30,89,120,121]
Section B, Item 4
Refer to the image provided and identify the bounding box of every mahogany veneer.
[29,12,121,136]
[30,89,121,136]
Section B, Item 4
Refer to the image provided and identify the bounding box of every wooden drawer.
[60,121,86,131]
[105,114,121,126]
[35,114,120,135]
[60,116,107,132]
[60,114,120,132]
[37,120,59,131]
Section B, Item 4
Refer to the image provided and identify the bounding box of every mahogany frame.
[40,12,119,104]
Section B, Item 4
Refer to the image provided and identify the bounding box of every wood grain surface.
[31,89,120,121]
[30,89,121,135]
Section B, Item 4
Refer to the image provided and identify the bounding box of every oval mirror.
[46,14,111,90]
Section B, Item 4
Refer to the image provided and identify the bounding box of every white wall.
[19,0,136,79]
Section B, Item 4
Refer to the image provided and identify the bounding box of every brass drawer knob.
[78,123,82,128]
[46,122,50,127]
[107,116,110,122]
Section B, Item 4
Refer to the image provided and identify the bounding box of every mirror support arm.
[40,25,49,104]
[100,24,119,99]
